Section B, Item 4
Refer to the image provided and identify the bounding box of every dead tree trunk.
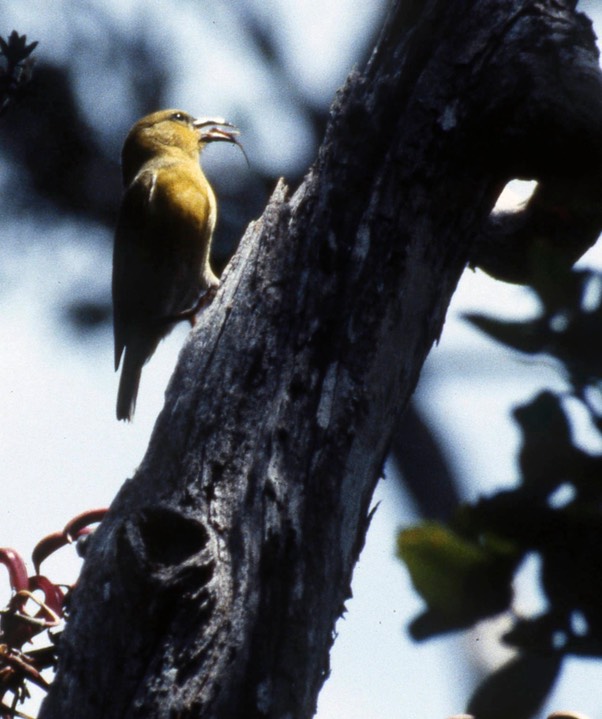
[40,1,602,717]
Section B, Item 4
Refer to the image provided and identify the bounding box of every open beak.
[193,116,249,166]
[193,116,239,144]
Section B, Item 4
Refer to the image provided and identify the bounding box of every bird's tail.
[116,347,144,421]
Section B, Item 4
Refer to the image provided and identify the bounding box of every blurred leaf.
[0,31,38,64]
[65,300,111,332]
[467,653,562,719]
[408,608,480,640]
[554,319,602,389]
[503,613,560,652]
[463,491,548,548]
[539,507,602,637]
[513,391,575,492]
[397,522,517,635]
[570,453,602,499]
[389,402,461,521]
[531,267,593,317]
[465,270,602,390]
[463,313,548,354]
[0,62,119,223]
[398,522,487,615]
[0,30,38,117]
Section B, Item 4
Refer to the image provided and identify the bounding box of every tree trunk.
[39,1,602,717]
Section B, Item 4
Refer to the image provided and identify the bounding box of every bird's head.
[121,109,240,186]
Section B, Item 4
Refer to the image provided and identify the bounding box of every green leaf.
[397,522,517,630]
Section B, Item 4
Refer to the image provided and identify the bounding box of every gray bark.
[40,1,602,718]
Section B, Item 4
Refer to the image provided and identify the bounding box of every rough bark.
[40,1,602,718]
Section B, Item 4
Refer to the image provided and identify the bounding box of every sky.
[1,1,602,718]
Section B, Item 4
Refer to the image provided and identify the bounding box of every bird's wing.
[145,164,215,313]
[112,170,157,370]
[112,166,214,370]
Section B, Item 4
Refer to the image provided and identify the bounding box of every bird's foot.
[161,285,219,327]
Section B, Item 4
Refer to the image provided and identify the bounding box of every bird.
[112,109,240,421]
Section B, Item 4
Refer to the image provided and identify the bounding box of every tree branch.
[39,1,602,717]
[468,1,602,282]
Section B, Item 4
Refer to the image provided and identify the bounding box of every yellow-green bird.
[112,109,239,421]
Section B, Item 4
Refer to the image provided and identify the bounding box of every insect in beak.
[193,117,249,166]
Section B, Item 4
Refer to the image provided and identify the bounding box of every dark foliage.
[0,31,38,117]
[398,263,602,717]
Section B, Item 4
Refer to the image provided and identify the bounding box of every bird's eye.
[171,112,187,123]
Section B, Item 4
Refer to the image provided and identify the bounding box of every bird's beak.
[192,117,239,145]
[193,116,249,166]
